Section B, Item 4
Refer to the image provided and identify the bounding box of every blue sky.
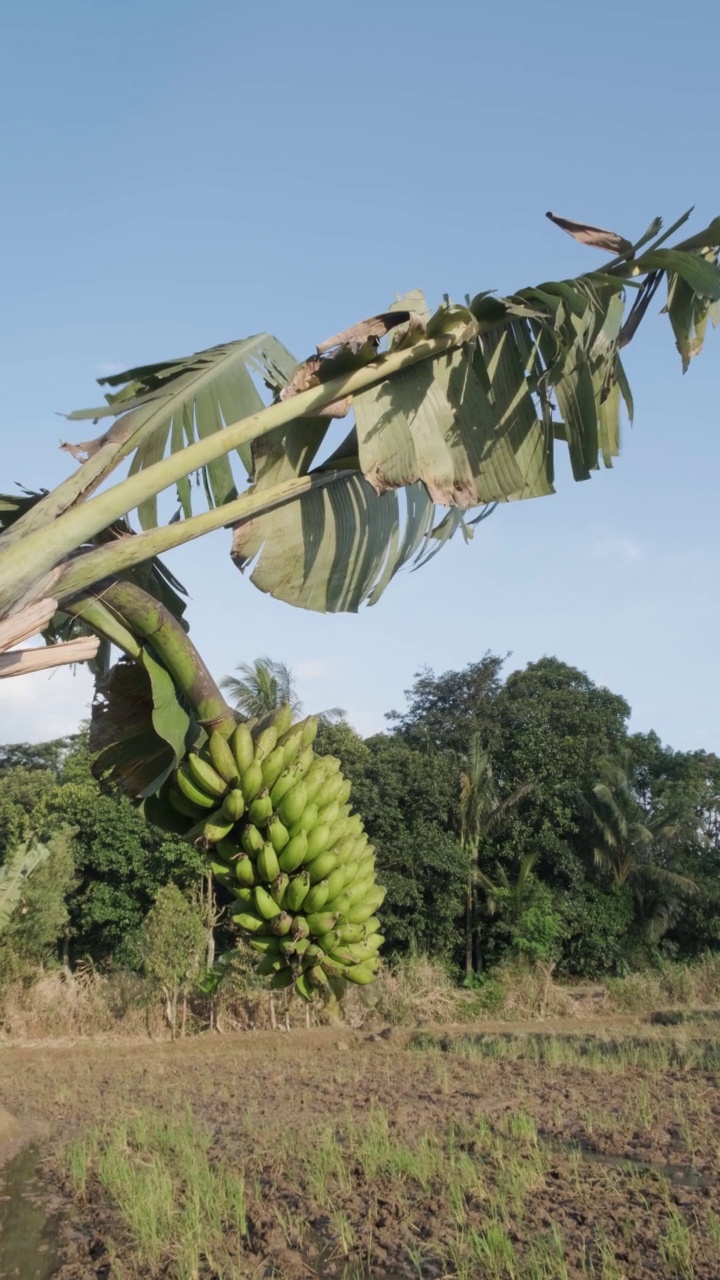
[1,0,718,751]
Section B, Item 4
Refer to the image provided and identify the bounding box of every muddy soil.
[0,1019,718,1279]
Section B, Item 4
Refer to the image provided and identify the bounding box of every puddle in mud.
[547,1137,713,1189]
[0,1146,61,1280]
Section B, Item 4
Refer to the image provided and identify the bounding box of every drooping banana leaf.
[90,656,196,796]
[64,335,300,527]
[0,838,52,933]
[27,207,717,620]
[228,213,719,611]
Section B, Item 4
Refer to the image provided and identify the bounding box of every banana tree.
[0,206,718,798]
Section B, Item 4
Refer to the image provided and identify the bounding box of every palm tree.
[221,656,345,724]
[0,207,716,790]
[459,736,533,975]
[585,753,697,942]
[221,657,301,721]
[475,853,540,930]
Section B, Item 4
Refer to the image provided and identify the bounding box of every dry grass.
[607,953,720,1013]
[2,951,719,1043]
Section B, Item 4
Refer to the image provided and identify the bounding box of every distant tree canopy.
[2,656,718,980]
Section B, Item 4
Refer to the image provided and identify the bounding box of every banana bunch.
[152,705,384,1000]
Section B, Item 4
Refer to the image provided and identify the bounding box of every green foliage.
[386,653,504,756]
[557,883,634,977]
[140,885,206,994]
[1,650,719,987]
[317,723,468,960]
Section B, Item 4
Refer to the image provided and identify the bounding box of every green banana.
[361,916,382,936]
[176,764,218,809]
[241,823,265,859]
[336,779,352,806]
[324,890,352,917]
[233,887,254,906]
[285,871,310,912]
[334,835,360,864]
[168,786,204,819]
[277,829,308,874]
[291,916,310,941]
[215,835,240,862]
[249,935,283,955]
[291,803,319,835]
[270,967,293,990]
[306,911,339,937]
[248,789,273,826]
[320,955,346,980]
[341,942,378,964]
[186,753,228,799]
[316,930,341,953]
[230,723,255,775]
[269,767,301,808]
[303,879,330,913]
[303,761,336,803]
[302,822,331,861]
[308,964,329,988]
[365,933,384,952]
[296,746,316,778]
[344,962,378,985]
[335,920,366,944]
[283,935,309,957]
[254,725,278,759]
[272,704,294,737]
[221,789,246,822]
[235,855,256,888]
[294,971,315,1000]
[267,814,290,853]
[317,799,341,828]
[277,720,304,751]
[189,811,234,845]
[313,773,345,811]
[261,746,287,790]
[345,891,385,925]
[271,873,289,907]
[324,866,350,902]
[208,731,240,785]
[344,875,375,908]
[300,716,319,747]
[257,953,284,976]
[257,842,281,883]
[325,817,353,847]
[254,885,281,920]
[240,761,264,803]
[277,780,308,828]
[270,911,293,936]
[143,791,191,836]
[209,860,233,885]
[232,910,268,933]
[307,850,339,884]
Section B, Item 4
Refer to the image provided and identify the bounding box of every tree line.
[1,653,718,989]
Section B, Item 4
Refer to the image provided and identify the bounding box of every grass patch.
[65,1109,248,1280]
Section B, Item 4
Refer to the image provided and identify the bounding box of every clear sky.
[1,0,719,752]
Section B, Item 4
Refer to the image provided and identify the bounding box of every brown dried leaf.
[316,311,410,356]
[278,357,323,402]
[545,211,633,256]
[308,397,352,419]
[60,415,138,461]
